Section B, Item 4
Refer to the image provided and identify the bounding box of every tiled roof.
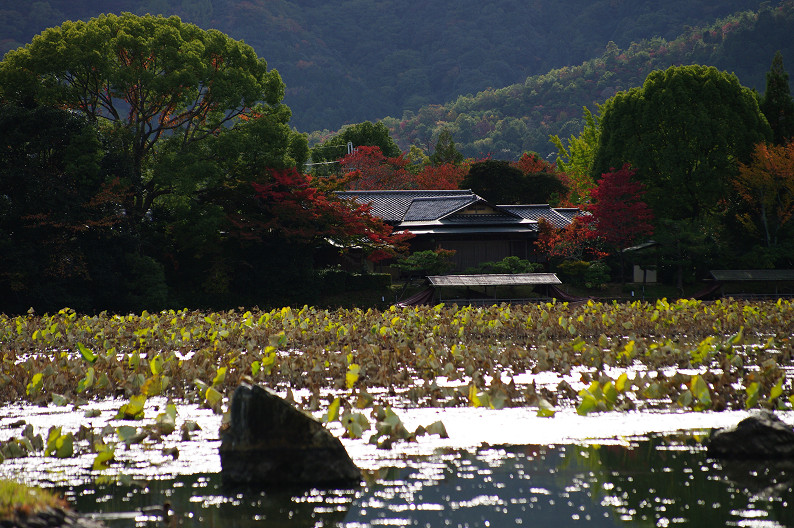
[403,196,478,221]
[337,190,580,230]
[338,190,475,223]
[501,204,574,228]
[554,208,582,223]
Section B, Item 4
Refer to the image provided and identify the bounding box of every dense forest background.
[1,0,791,159]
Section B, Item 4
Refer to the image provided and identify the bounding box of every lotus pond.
[1,299,794,526]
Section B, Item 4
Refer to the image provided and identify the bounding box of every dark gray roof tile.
[338,190,475,223]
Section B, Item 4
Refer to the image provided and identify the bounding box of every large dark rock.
[219,383,361,486]
[708,410,794,458]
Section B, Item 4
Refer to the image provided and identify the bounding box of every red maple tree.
[340,145,468,190]
[586,164,654,252]
[247,168,413,261]
[340,145,411,190]
[514,152,554,174]
[413,163,469,189]
[535,217,605,261]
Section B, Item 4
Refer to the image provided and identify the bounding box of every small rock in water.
[219,383,361,486]
[708,410,794,458]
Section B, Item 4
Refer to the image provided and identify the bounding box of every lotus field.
[0,298,792,464]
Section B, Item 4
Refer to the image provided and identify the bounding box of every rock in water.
[708,410,794,458]
[219,383,362,486]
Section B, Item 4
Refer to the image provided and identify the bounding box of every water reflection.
[66,434,794,527]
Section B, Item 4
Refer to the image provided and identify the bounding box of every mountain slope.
[0,0,775,132]
[379,2,794,160]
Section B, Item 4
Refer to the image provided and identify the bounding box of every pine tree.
[760,51,794,145]
[429,128,464,166]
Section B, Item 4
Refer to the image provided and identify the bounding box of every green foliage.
[760,51,794,145]
[0,13,287,230]
[311,121,401,167]
[464,256,543,275]
[583,261,611,288]
[577,379,622,415]
[592,65,772,288]
[0,299,793,441]
[593,64,771,220]
[396,250,456,277]
[556,260,591,286]
[45,427,73,458]
[429,128,465,166]
[550,107,600,203]
[383,2,794,160]
[0,14,320,313]
[462,160,566,204]
[676,374,712,412]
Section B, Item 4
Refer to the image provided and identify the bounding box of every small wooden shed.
[707,270,794,299]
[424,273,562,305]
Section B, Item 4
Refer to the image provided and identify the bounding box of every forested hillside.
[379,1,794,159]
[0,0,777,132]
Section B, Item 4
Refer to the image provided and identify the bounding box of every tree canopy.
[429,128,465,166]
[591,65,771,221]
[734,140,794,256]
[760,51,794,145]
[310,121,401,168]
[0,12,295,228]
[590,65,772,289]
[462,159,568,205]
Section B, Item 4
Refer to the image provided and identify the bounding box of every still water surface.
[3,401,793,527]
[69,436,794,528]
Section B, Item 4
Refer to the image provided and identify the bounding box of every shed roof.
[427,273,562,287]
[709,270,794,282]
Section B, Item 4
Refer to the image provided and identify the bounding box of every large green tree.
[0,13,296,230]
[760,51,794,146]
[592,65,770,219]
[591,65,771,288]
[463,160,567,205]
[0,13,317,310]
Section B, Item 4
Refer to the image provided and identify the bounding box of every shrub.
[465,256,543,275]
[556,260,590,286]
[557,260,611,288]
[584,261,611,288]
[395,249,456,277]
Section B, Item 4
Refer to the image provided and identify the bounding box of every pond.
[3,401,794,527]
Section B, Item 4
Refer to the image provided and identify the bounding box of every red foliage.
[514,152,555,175]
[340,145,467,190]
[248,168,412,260]
[340,145,411,190]
[413,163,468,189]
[535,217,606,261]
[586,164,654,251]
